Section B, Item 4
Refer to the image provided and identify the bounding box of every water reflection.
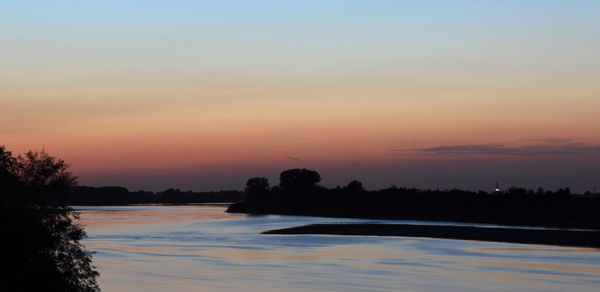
[78,205,600,292]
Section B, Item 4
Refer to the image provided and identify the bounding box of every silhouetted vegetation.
[228,168,600,229]
[69,186,244,205]
[0,146,99,291]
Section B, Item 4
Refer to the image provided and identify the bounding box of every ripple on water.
[79,205,600,292]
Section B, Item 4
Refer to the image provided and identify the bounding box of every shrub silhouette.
[0,146,99,292]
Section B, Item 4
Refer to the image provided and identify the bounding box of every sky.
[1,0,599,192]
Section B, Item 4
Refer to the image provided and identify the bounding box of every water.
[77,205,600,292]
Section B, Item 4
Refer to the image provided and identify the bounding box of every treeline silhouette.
[1,146,99,291]
[69,186,244,205]
[228,168,600,229]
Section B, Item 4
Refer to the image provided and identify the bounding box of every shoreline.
[262,223,600,248]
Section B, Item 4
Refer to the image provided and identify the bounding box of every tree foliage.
[279,168,321,193]
[245,177,270,203]
[344,180,365,193]
[0,146,100,292]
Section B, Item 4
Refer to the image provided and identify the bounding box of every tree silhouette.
[344,180,365,193]
[279,168,321,194]
[228,168,600,229]
[245,177,270,203]
[0,146,99,292]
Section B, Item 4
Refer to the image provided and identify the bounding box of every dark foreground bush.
[0,146,99,292]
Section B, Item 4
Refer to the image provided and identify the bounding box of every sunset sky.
[2,1,599,192]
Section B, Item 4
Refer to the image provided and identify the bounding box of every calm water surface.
[77,205,600,292]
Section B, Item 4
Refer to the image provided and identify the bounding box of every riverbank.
[262,223,600,248]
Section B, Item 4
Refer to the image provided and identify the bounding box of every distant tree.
[536,188,545,196]
[227,166,600,229]
[556,187,572,199]
[344,180,365,193]
[0,146,18,191]
[245,177,270,203]
[279,168,321,194]
[0,146,99,292]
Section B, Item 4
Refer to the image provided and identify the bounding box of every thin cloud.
[519,138,572,144]
[414,143,600,156]
[284,156,300,161]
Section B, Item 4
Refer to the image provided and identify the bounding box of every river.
[77,205,600,292]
